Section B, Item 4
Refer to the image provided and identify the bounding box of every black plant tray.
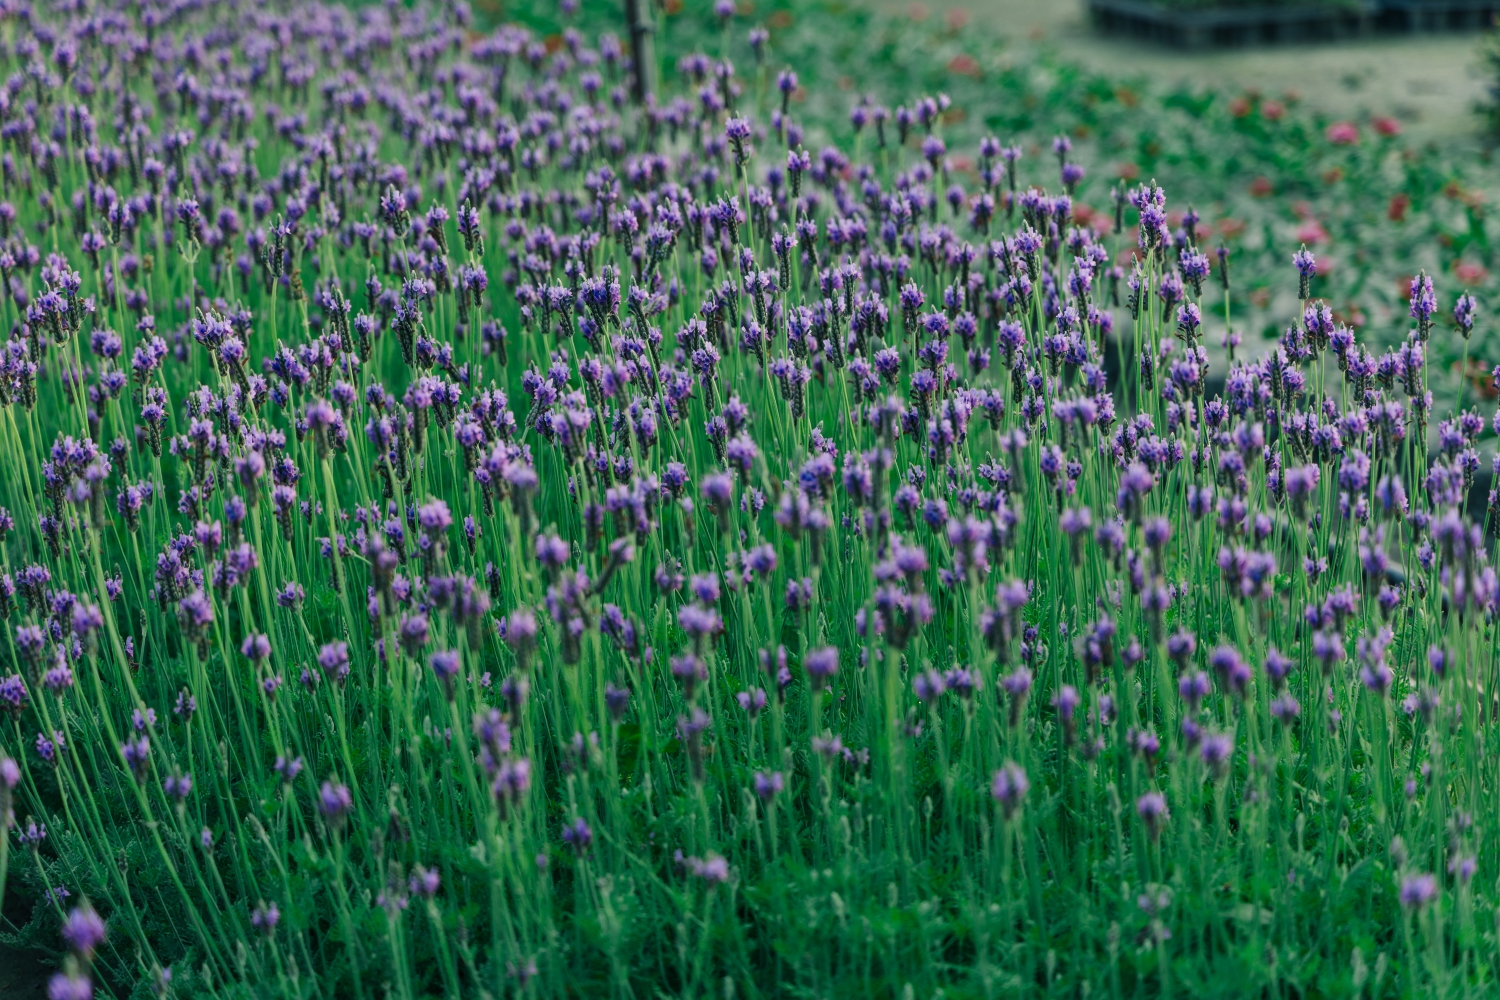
[1088,0,1378,47]
[1378,0,1499,31]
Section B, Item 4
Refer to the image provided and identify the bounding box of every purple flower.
[276,582,306,608]
[417,499,453,536]
[120,737,150,779]
[1428,645,1449,678]
[44,664,75,694]
[430,650,461,699]
[700,473,734,510]
[803,646,840,688]
[1409,273,1436,329]
[1399,873,1437,910]
[1198,732,1234,778]
[1208,646,1250,698]
[670,653,707,700]
[562,817,592,854]
[493,758,532,806]
[318,642,350,682]
[991,762,1029,819]
[605,684,630,722]
[753,771,784,801]
[163,773,193,801]
[47,974,92,1000]
[71,603,103,639]
[318,781,353,823]
[410,866,442,898]
[399,614,431,656]
[1454,291,1477,337]
[1178,672,1212,709]
[1293,246,1317,297]
[1136,792,1169,837]
[1166,629,1197,665]
[677,606,723,647]
[177,590,214,639]
[944,666,979,699]
[504,609,539,652]
[241,633,271,662]
[250,902,281,934]
[688,854,729,884]
[1448,855,1477,885]
[912,669,946,703]
[1263,648,1294,688]
[61,905,106,958]
[690,572,720,605]
[535,533,571,568]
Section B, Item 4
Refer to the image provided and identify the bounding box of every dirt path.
[875,0,1492,142]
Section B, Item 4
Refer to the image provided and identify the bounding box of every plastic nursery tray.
[1378,0,1499,32]
[1088,0,1378,47]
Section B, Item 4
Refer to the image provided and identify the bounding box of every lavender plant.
[0,1,1494,998]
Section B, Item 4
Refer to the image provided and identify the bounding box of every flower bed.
[0,1,1497,998]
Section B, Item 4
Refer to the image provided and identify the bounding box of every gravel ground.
[876,0,1492,142]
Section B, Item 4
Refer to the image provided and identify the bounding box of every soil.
[0,939,49,999]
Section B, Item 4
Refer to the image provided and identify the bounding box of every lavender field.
[0,0,1496,997]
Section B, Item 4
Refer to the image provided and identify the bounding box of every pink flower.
[1295,220,1330,245]
[947,54,979,77]
[1373,116,1402,137]
[1455,261,1489,286]
[1326,121,1359,145]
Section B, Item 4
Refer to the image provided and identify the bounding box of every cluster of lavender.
[0,0,1493,995]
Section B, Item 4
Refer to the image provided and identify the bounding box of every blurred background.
[466,0,1500,419]
[869,0,1487,144]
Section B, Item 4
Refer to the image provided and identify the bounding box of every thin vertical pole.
[623,0,652,105]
